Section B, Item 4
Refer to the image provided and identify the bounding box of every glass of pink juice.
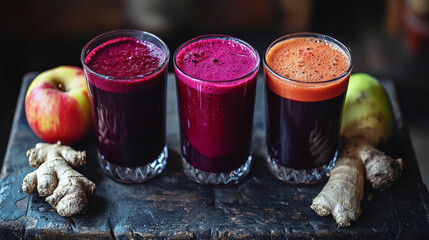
[264,33,353,184]
[81,30,169,183]
[174,35,260,186]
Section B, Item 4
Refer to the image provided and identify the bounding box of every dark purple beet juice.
[81,30,169,183]
[264,33,353,184]
[266,89,346,170]
[174,35,259,186]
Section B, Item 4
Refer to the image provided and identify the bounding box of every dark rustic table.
[0,73,428,239]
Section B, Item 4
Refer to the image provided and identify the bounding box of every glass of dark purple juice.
[174,35,260,186]
[264,33,353,184]
[81,30,169,183]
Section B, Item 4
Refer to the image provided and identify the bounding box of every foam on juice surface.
[265,37,351,102]
[175,38,258,94]
[85,37,165,78]
[84,37,167,93]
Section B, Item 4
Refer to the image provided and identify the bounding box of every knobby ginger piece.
[22,141,96,217]
[354,138,403,189]
[311,143,365,227]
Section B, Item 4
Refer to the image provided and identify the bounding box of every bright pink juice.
[175,36,259,173]
[84,37,168,168]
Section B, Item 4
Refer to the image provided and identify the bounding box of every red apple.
[25,66,92,145]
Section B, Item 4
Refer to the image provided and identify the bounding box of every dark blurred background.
[1,0,428,183]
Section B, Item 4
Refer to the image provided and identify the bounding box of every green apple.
[25,66,92,145]
[341,73,394,146]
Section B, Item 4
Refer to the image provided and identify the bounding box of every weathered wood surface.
[0,73,428,239]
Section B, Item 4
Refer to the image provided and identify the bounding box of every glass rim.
[263,32,354,84]
[80,29,170,81]
[173,34,260,83]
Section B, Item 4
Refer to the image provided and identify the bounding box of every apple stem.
[54,80,65,92]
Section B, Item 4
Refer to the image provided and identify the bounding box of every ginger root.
[311,140,365,227]
[311,73,403,227]
[22,141,96,217]
[353,136,403,189]
[341,73,403,189]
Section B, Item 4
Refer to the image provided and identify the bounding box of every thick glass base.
[182,155,252,186]
[99,146,168,183]
[266,151,337,184]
